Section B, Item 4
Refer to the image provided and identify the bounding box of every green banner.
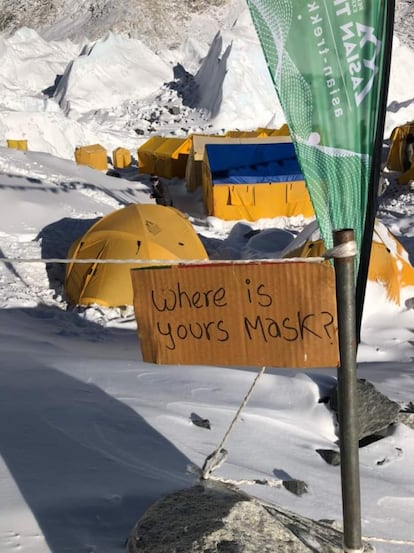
[246,0,393,266]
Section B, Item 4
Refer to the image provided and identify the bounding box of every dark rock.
[168,105,181,115]
[106,169,121,178]
[191,412,211,429]
[329,379,400,442]
[316,448,341,466]
[282,479,308,496]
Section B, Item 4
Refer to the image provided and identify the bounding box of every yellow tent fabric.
[398,164,414,185]
[256,124,290,137]
[202,180,313,221]
[112,147,132,169]
[65,204,208,307]
[225,129,267,138]
[185,134,293,192]
[153,137,190,178]
[7,139,28,151]
[386,122,414,172]
[224,127,290,138]
[138,136,191,178]
[75,144,108,171]
[284,220,414,305]
[137,136,166,175]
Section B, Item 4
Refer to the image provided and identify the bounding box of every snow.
[0,4,414,553]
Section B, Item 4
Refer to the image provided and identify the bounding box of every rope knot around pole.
[323,240,357,260]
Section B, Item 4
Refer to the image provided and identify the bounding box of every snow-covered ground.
[1,3,414,553]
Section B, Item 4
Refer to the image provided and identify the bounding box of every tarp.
[202,142,313,220]
[206,143,303,184]
[185,133,292,191]
[65,204,208,307]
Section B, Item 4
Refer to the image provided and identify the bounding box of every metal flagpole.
[333,229,362,553]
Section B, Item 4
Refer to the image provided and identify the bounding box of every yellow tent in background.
[225,129,267,138]
[201,141,313,221]
[75,144,108,171]
[137,136,191,178]
[138,129,291,187]
[137,136,165,175]
[65,204,208,307]
[284,220,414,305]
[112,147,132,169]
[7,139,28,151]
[386,122,414,172]
[224,126,290,139]
[256,124,290,137]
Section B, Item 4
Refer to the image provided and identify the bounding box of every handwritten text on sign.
[131,261,339,368]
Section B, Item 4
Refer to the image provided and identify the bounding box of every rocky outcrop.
[0,0,238,50]
[329,378,401,443]
[0,0,412,52]
[127,483,374,553]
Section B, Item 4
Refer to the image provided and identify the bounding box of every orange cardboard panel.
[132,261,339,369]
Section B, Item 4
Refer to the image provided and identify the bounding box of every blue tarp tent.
[202,142,313,221]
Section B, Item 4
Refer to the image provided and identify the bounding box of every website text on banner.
[246,0,394,334]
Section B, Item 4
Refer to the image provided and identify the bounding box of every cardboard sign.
[131,261,339,368]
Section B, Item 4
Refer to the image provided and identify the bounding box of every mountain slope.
[0,0,244,50]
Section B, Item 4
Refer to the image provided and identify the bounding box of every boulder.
[329,378,400,442]
[127,483,374,553]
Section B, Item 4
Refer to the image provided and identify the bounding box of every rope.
[205,474,285,488]
[0,240,357,265]
[0,257,209,265]
[362,535,414,546]
[201,366,266,480]
[0,256,327,265]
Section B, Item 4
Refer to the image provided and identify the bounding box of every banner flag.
[246,0,394,334]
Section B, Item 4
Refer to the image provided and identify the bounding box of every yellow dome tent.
[65,204,208,307]
[283,220,414,305]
